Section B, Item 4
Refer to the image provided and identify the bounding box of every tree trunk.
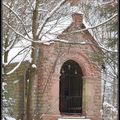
[26,1,39,119]
[26,64,37,120]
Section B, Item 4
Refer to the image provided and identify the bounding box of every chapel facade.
[32,11,102,120]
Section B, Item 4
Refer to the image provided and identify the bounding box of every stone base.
[58,116,91,120]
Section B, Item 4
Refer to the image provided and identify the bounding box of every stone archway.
[59,60,83,115]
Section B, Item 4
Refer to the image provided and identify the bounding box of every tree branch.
[6,49,30,75]
[49,38,118,53]
[3,2,31,39]
[36,0,67,39]
[7,46,31,65]
[3,21,33,42]
[3,17,118,53]
[98,0,118,7]
[26,0,34,11]
[63,13,118,35]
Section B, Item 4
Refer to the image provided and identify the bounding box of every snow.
[103,102,118,113]
[13,80,20,84]
[6,4,95,63]
[58,115,89,119]
[3,116,16,120]
[40,15,72,43]
[58,118,90,120]
[6,12,72,63]
[40,6,84,44]
[79,41,86,45]
[2,82,7,86]
[32,64,37,68]
[29,57,32,63]
[7,14,72,63]
[2,82,7,91]
[83,19,97,40]
[7,34,31,63]
[69,6,83,14]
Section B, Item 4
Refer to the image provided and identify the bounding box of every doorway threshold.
[58,116,91,120]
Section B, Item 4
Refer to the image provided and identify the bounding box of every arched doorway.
[59,60,83,115]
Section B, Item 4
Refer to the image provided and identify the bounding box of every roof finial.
[69,0,80,6]
[72,13,83,27]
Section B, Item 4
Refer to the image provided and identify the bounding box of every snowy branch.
[4,36,17,52]
[3,20,118,53]
[26,0,34,11]
[3,21,33,42]
[103,102,118,113]
[6,49,30,75]
[6,46,31,65]
[49,38,118,53]
[37,0,67,39]
[102,77,118,85]
[63,13,118,34]
[3,2,31,39]
[98,0,118,7]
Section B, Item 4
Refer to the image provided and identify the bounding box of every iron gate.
[59,60,83,114]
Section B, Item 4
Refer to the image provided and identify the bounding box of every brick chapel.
[5,0,102,120]
[29,1,102,120]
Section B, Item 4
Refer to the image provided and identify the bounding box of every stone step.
[58,118,91,120]
[58,117,91,120]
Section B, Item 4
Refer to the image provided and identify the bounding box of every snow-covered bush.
[102,102,118,120]
[2,82,16,120]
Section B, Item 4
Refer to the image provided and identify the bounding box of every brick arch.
[59,59,84,114]
[49,51,101,117]
[57,52,93,77]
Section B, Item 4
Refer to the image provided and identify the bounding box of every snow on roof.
[69,5,83,14]
[40,15,72,44]
[6,5,88,63]
[83,19,104,48]
[40,5,83,44]
[7,15,73,63]
[7,37,31,63]
[83,19,97,39]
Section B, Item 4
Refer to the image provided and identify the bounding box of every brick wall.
[33,22,102,120]
[4,61,29,120]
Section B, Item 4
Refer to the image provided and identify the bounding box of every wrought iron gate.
[59,60,83,114]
